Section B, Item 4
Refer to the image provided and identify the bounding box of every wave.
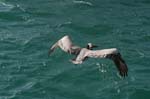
[73,0,93,6]
[0,2,14,12]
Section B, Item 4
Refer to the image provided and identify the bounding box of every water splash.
[96,63,107,73]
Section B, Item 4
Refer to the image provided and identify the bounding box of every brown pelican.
[49,35,128,77]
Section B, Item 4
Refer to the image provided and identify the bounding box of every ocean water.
[0,0,150,99]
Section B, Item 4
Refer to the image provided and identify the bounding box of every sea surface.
[0,0,150,99]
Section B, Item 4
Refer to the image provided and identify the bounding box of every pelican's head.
[86,43,98,50]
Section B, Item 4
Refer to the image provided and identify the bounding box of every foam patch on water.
[73,0,93,6]
[0,2,14,12]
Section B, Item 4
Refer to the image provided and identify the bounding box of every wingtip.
[113,54,128,77]
[120,60,128,77]
[48,49,53,56]
[119,69,128,78]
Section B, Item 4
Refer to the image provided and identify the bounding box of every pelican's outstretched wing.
[71,48,128,77]
[49,35,81,55]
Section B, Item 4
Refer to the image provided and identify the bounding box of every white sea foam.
[73,0,93,6]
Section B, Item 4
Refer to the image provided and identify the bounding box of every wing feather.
[87,48,128,77]
[112,53,128,77]
[72,48,128,77]
[87,48,118,58]
[49,35,81,55]
[48,42,59,55]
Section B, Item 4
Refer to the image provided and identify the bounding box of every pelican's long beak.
[92,45,98,48]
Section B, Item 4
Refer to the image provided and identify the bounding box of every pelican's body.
[49,35,128,77]
[72,48,118,64]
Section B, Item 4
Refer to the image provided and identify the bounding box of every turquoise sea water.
[0,0,150,99]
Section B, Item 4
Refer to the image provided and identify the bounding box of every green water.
[0,0,150,99]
